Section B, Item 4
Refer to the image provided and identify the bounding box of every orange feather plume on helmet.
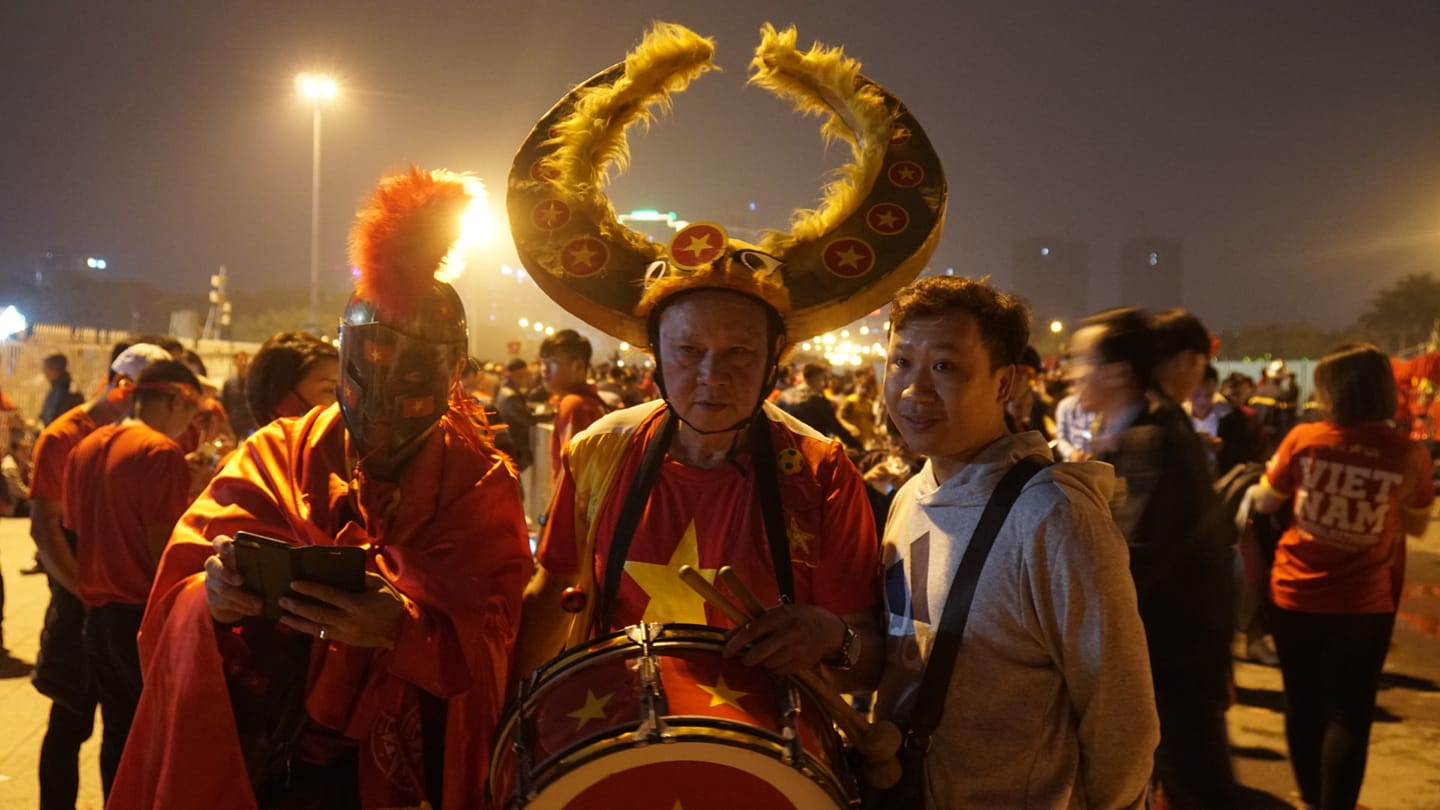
[348,166,472,320]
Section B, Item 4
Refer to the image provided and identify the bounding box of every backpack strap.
[907,455,1050,746]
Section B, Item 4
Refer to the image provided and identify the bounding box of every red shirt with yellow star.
[539,400,879,632]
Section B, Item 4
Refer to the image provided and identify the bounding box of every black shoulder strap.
[909,455,1050,740]
[600,409,677,630]
[749,412,795,602]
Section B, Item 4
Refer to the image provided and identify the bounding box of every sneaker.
[1246,636,1280,666]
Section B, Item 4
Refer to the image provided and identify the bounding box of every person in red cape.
[110,168,533,810]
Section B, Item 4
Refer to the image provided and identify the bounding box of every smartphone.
[232,530,367,620]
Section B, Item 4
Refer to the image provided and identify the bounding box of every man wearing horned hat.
[509,23,947,688]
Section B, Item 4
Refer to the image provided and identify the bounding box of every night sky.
[3,1,1438,331]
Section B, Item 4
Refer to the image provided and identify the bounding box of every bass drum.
[491,623,855,809]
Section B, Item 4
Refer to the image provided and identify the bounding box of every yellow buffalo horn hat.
[507,22,947,347]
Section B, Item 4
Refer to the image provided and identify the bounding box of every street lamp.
[297,72,338,332]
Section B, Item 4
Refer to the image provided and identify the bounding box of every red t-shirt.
[539,401,879,630]
[549,386,608,474]
[1263,420,1434,613]
[30,405,98,504]
[65,422,191,606]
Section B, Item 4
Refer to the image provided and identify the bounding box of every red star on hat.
[866,203,910,236]
[887,161,924,188]
[530,159,561,183]
[668,223,728,269]
[822,237,876,278]
[561,237,608,277]
[532,200,572,231]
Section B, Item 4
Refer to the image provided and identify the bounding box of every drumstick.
[679,565,903,788]
[715,566,902,755]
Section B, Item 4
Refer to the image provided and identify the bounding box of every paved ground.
[0,515,1437,809]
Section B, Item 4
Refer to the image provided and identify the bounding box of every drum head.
[526,739,842,809]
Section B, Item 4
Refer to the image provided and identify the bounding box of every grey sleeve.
[1025,500,1159,809]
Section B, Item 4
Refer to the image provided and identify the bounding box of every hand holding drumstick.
[678,564,903,789]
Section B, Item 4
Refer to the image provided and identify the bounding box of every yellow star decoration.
[696,674,750,711]
[835,246,867,270]
[539,201,566,226]
[568,243,599,268]
[896,165,918,181]
[566,689,613,731]
[681,232,715,257]
[787,515,815,557]
[624,520,716,624]
[874,210,901,229]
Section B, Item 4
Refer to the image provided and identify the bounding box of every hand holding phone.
[231,531,366,621]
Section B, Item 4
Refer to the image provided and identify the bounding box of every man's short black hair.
[539,329,592,366]
[889,276,1030,370]
[505,358,529,373]
[43,353,68,372]
[134,360,201,404]
[1150,308,1211,360]
[1080,307,1156,392]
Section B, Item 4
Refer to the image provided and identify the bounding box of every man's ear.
[995,364,1019,403]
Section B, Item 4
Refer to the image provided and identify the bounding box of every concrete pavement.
[0,515,1437,809]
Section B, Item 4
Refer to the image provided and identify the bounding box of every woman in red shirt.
[1252,343,1433,810]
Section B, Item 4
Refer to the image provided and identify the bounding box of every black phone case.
[232,531,366,620]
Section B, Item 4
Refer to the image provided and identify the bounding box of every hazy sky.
[3,1,1438,330]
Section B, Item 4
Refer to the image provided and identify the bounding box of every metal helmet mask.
[338,167,475,478]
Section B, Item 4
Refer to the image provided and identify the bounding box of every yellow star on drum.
[566,689,614,731]
[696,675,750,711]
[624,520,716,624]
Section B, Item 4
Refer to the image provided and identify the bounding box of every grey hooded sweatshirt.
[874,431,1159,809]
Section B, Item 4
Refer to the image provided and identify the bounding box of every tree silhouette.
[1359,273,1440,354]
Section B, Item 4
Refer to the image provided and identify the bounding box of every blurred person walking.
[40,354,84,428]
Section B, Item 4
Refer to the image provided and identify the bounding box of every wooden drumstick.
[715,567,902,757]
[680,565,903,788]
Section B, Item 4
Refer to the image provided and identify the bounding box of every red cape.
[111,402,532,809]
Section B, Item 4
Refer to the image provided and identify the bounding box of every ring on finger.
[318,625,330,641]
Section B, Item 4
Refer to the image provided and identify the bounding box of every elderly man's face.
[656,290,777,433]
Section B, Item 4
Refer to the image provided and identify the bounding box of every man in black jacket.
[1069,307,1239,810]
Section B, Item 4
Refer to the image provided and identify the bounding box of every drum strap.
[600,409,678,631]
[906,455,1049,747]
[748,412,795,602]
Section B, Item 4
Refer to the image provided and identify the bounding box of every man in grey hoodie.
[873,276,1159,809]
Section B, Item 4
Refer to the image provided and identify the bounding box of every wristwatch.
[826,620,861,670]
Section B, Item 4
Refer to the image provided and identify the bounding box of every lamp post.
[296,73,337,333]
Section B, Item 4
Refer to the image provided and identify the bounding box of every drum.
[491,623,856,809]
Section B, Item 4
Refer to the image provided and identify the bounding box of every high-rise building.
[1011,237,1090,326]
[1120,237,1183,309]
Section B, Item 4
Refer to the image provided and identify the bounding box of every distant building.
[1120,237,1183,309]
[1011,237,1090,325]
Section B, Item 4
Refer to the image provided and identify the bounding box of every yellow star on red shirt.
[624,520,715,624]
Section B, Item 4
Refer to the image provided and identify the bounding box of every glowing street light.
[297,72,338,332]
[0,306,26,340]
[1050,320,1064,334]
